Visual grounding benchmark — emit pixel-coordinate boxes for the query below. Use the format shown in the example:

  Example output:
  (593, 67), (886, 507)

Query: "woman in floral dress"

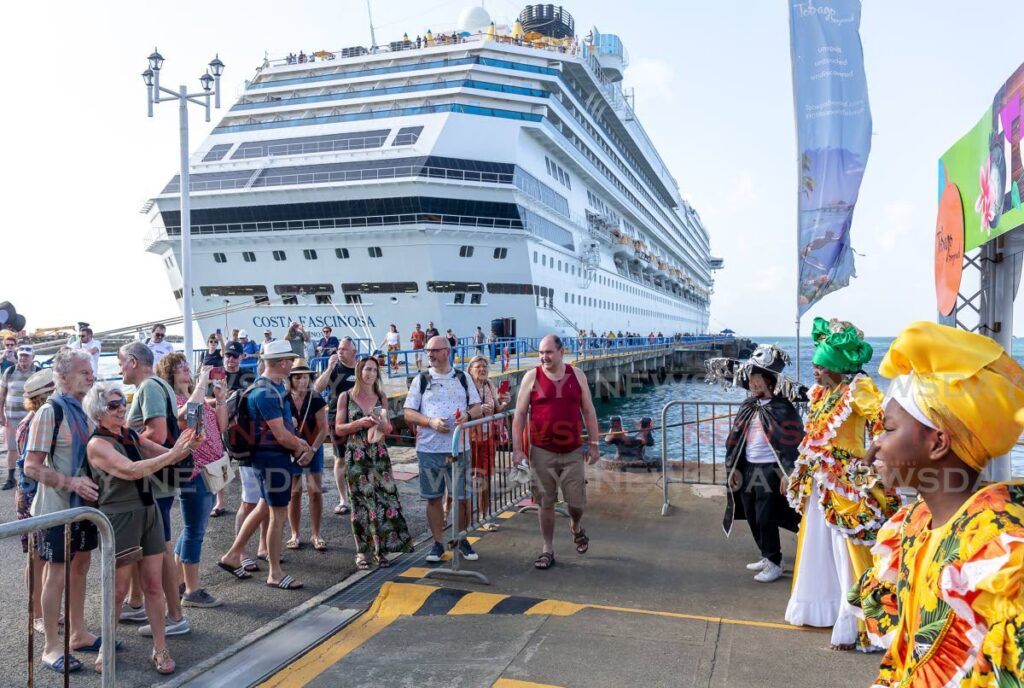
(335, 356), (413, 569)
(785, 317), (900, 651)
(852, 322), (1024, 686)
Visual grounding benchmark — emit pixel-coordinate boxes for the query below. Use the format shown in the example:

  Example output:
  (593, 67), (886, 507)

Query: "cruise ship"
(143, 4), (722, 345)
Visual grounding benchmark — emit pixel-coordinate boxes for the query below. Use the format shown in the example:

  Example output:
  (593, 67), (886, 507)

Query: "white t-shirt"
(384, 332), (400, 346)
(72, 339), (102, 375)
(404, 368), (481, 454)
(745, 399), (776, 464)
(148, 340), (175, 366)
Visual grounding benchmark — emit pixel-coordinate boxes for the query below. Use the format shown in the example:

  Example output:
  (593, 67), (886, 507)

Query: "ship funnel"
(518, 4), (575, 39)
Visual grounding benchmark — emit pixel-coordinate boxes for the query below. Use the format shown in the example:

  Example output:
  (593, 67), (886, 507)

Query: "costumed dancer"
(851, 322), (1024, 687)
(784, 317), (900, 651)
(710, 345), (806, 583)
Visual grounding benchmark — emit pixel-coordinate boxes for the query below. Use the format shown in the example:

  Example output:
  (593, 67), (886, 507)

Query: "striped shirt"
(1, 365), (40, 421)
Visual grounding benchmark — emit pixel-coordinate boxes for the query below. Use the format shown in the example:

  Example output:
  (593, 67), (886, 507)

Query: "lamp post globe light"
(143, 48), (224, 360)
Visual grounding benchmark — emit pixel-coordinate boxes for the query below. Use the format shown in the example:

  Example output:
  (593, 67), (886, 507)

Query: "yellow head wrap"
(879, 321), (1024, 471)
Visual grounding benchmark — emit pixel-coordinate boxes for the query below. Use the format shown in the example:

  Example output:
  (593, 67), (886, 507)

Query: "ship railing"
(161, 212), (525, 237)
(164, 165), (514, 194)
(0, 507), (118, 685)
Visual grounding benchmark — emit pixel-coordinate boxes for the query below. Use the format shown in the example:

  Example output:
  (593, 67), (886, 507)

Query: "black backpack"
(224, 379), (285, 464)
(415, 369), (470, 403)
(148, 379), (194, 490)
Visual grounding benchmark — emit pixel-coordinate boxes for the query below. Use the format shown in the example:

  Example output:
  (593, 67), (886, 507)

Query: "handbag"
(201, 453), (237, 493)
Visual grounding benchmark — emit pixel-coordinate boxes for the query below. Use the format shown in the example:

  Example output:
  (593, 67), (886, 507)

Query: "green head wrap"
(810, 317), (873, 374)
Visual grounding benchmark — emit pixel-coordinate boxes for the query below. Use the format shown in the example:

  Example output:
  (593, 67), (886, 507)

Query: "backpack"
(146, 378), (194, 490)
(415, 369), (470, 402)
(224, 378), (285, 464)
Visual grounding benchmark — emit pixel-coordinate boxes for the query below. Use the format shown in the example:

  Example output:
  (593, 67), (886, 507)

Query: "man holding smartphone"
(512, 334), (600, 570)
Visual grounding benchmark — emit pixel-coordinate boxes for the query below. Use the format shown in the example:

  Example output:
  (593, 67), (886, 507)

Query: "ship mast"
(366, 0), (377, 50)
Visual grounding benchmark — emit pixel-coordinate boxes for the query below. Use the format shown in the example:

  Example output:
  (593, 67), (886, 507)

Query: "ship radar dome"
(458, 5), (492, 33)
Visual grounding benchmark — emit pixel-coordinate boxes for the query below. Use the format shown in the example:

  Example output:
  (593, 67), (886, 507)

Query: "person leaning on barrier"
(512, 334), (600, 570)
(466, 355), (510, 528)
(708, 345), (805, 584)
(23, 347), (100, 673)
(83, 382), (203, 675)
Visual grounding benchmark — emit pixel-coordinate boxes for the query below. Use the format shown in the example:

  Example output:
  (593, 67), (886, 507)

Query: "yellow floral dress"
(851, 483), (1024, 687)
(786, 374), (900, 543)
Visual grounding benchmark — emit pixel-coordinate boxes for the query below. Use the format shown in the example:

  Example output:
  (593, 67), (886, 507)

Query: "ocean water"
(594, 335), (1024, 478)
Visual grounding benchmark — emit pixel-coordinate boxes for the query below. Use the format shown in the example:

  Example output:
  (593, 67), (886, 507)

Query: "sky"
(2, 0), (1022, 337)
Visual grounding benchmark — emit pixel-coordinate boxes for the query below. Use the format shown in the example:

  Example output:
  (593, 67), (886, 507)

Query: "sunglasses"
(424, 347), (449, 354)
(153, 333), (165, 338)
(224, 352), (240, 358)
(106, 398), (127, 411)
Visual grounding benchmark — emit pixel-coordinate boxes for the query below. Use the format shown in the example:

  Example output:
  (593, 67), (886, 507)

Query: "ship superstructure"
(143, 4), (722, 343)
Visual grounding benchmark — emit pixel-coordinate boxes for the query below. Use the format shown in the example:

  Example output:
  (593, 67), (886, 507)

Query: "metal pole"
(179, 85), (194, 360)
(795, 315), (801, 385)
(366, 0), (378, 50)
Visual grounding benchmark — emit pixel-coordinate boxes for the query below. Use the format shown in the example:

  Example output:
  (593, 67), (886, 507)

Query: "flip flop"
(209, 507), (228, 518)
(333, 504), (350, 515)
(267, 575), (304, 590)
(72, 637), (124, 653)
(534, 551), (555, 569)
(217, 561), (252, 580)
(285, 539), (301, 550)
(257, 554), (286, 563)
(481, 523), (499, 532)
(241, 557), (259, 572)
(311, 537), (328, 552)
(43, 655), (82, 673)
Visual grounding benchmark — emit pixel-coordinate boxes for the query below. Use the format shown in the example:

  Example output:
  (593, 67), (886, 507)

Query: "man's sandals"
(572, 527), (589, 554)
(534, 551), (555, 569)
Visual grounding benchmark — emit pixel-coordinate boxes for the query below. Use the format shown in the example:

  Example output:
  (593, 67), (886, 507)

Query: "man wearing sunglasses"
(70, 327), (102, 376)
(147, 324), (175, 367)
(315, 327), (339, 359)
(1, 335), (17, 376)
(1, 345), (42, 489)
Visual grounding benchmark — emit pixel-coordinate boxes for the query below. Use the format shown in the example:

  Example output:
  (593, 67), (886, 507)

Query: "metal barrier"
(660, 400), (742, 516)
(423, 409), (531, 585)
(0, 507), (117, 685)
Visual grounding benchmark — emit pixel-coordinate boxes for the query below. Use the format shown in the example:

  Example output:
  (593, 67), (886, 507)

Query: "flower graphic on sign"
(975, 154), (997, 235)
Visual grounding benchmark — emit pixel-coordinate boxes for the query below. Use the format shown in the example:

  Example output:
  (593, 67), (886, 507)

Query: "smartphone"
(498, 379), (510, 395)
(185, 402), (204, 434)
(216, 328), (222, 335)
(209, 367), (226, 381)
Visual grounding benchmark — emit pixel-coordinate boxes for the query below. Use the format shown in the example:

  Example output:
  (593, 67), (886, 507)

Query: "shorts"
(289, 446), (324, 476)
(37, 521), (99, 563)
(529, 445), (587, 510)
(239, 466), (261, 504)
(156, 495), (175, 542)
(418, 451), (468, 500)
(253, 452), (294, 508)
(108, 506), (166, 557)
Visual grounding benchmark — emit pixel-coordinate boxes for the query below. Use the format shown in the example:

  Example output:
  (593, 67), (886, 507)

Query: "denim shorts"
(253, 452), (294, 508)
(156, 495), (175, 542)
(37, 521), (98, 563)
(289, 446), (324, 476)
(417, 451), (468, 500)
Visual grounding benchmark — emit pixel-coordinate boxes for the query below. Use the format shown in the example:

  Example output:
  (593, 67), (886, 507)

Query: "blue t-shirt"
(247, 377), (294, 454)
(241, 340), (260, 368)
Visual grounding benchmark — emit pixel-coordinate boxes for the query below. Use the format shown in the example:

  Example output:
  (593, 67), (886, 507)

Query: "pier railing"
(659, 400), (742, 516)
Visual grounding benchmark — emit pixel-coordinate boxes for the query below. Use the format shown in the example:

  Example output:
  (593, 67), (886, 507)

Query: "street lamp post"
(143, 49), (225, 359)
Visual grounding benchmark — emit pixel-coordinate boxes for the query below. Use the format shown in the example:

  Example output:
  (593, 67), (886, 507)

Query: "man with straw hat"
(784, 317), (900, 651)
(708, 344), (806, 583)
(851, 321), (1024, 686)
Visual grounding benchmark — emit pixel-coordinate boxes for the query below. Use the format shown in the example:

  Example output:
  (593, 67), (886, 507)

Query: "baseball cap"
(17, 345), (34, 357)
(238, 329), (249, 339)
(225, 342), (244, 356)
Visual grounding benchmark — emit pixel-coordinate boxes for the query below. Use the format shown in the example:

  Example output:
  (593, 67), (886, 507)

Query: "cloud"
(624, 57), (674, 108)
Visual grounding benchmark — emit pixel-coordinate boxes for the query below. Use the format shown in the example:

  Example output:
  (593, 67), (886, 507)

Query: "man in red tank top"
(512, 335), (600, 570)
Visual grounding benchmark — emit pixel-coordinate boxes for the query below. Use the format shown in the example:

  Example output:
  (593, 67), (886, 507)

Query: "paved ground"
(216, 466), (883, 688)
(0, 447), (427, 688)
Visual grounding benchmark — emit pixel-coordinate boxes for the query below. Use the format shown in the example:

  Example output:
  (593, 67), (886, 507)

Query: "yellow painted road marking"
(524, 599), (586, 617)
(498, 511), (517, 519)
(397, 567), (432, 579)
(449, 591), (510, 615)
(492, 679), (565, 688)
(256, 582), (435, 688)
(466, 536), (481, 544)
(586, 603), (827, 632)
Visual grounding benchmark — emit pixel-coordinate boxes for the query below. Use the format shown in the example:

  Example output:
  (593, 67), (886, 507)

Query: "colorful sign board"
(789, 0), (872, 315)
(938, 63), (1024, 252)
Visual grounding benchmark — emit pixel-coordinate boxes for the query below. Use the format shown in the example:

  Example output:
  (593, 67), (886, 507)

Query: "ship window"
(303, 249), (318, 260)
(255, 295), (270, 305)
(315, 294), (332, 304)
(454, 293), (465, 304)
(557, 260), (562, 271)
(393, 126), (423, 146)
(341, 282), (419, 294)
(533, 251), (538, 264)
(368, 247), (383, 258)
(493, 247), (507, 259)
(199, 285), (269, 297)
(459, 245), (474, 258)
(427, 281), (483, 293)
(273, 250), (287, 261)
(243, 251), (256, 262)
(345, 294), (363, 304)
(282, 295), (298, 305)
(173, 288), (183, 300)
(335, 248), (350, 259)
(470, 293), (481, 305)
(542, 255), (547, 267)
(213, 253), (227, 263)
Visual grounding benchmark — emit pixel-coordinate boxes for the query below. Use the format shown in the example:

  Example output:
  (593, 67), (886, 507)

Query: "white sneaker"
(754, 561), (783, 583)
(139, 615), (191, 637)
(745, 558), (767, 571)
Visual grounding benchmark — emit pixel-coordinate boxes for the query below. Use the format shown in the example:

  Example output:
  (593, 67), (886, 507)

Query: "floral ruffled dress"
(343, 396), (414, 558)
(786, 374), (900, 543)
(851, 483), (1024, 687)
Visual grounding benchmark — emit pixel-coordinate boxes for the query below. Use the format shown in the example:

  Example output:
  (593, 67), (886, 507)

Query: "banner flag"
(790, 0), (872, 314)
